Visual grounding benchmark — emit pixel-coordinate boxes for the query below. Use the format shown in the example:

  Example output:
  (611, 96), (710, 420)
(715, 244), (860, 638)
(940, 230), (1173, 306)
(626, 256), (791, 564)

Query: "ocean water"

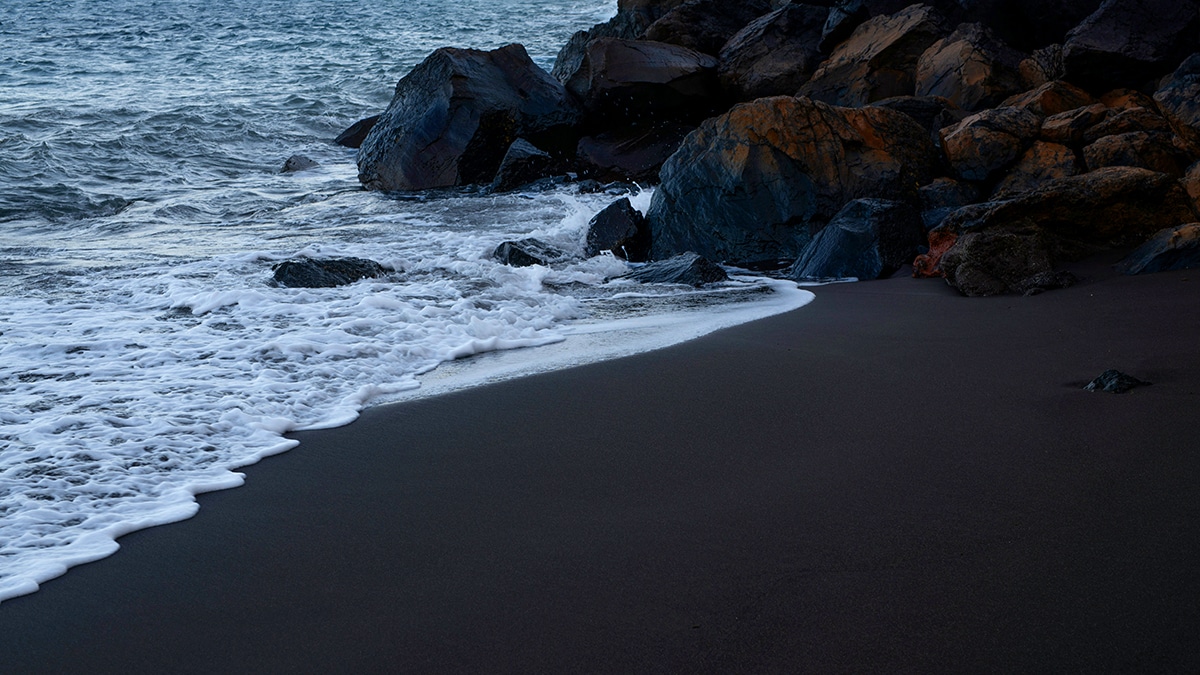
(0, 0), (813, 603)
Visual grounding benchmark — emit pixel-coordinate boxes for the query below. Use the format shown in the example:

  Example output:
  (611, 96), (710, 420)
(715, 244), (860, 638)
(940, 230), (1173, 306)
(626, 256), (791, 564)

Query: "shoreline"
(2, 264), (1198, 672)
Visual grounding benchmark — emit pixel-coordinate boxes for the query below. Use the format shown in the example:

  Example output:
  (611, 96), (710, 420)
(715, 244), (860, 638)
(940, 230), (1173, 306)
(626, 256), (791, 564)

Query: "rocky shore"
(340, 0), (1200, 295)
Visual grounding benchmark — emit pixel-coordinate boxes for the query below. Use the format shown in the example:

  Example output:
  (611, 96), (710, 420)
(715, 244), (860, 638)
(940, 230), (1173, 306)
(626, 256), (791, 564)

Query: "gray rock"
(1154, 53), (1200, 154)
(334, 115), (380, 149)
(626, 252), (728, 286)
(717, 3), (829, 101)
(1084, 369), (1151, 393)
(585, 197), (651, 261)
(1117, 223), (1200, 274)
(272, 257), (386, 288)
(787, 198), (924, 281)
(492, 238), (569, 267)
(490, 139), (555, 193)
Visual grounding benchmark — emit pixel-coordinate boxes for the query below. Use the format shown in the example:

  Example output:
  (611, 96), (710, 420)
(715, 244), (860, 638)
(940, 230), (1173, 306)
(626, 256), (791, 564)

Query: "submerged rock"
(625, 252), (728, 286)
(281, 155), (319, 173)
(492, 238), (569, 267)
(787, 198), (924, 281)
(1117, 223), (1200, 274)
(334, 115), (380, 149)
(1084, 369), (1151, 393)
(585, 197), (651, 261)
(272, 257), (387, 288)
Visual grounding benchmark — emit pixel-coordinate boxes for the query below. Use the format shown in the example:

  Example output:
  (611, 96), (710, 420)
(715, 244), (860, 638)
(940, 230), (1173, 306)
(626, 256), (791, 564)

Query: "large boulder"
(939, 106), (1042, 182)
(1154, 54), (1200, 153)
(1083, 131), (1191, 176)
(1001, 80), (1095, 118)
(787, 198), (925, 280)
(919, 177), (983, 230)
(642, 0), (775, 56)
(991, 140), (1080, 197)
(718, 4), (830, 101)
(940, 225), (1076, 296)
(646, 96), (939, 265)
(358, 45), (580, 191)
(914, 23), (1026, 112)
(585, 197), (651, 260)
(563, 38), (722, 129)
(1062, 0), (1200, 93)
(799, 4), (951, 107)
(1039, 103), (1108, 146)
(550, 0), (686, 84)
(1117, 223), (1200, 274)
(272, 257), (387, 288)
(1080, 106), (1173, 144)
(490, 139), (557, 192)
(575, 124), (693, 183)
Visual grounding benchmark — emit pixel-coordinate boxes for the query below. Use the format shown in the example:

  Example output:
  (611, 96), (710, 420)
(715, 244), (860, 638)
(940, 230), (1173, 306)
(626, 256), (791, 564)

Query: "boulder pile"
(342, 0), (1200, 295)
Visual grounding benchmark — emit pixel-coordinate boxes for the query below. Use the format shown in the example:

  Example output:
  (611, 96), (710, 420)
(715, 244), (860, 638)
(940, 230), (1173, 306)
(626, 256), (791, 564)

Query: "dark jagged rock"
(492, 238), (569, 267)
(1001, 80), (1095, 118)
(334, 115), (380, 149)
(718, 3), (829, 101)
(1117, 223), (1200, 274)
(625, 252), (728, 285)
(800, 4), (950, 107)
(940, 225), (1077, 296)
(642, 0), (774, 56)
(575, 123), (692, 183)
(271, 257), (387, 288)
(646, 96), (939, 266)
(1082, 106), (1173, 144)
(1019, 45), (1066, 88)
(281, 155), (319, 173)
(585, 197), (651, 260)
(787, 198), (924, 280)
(1154, 54), (1200, 154)
(940, 106), (1042, 182)
(1083, 131), (1191, 176)
(1063, 0), (1200, 93)
(919, 177), (982, 230)
(357, 44), (580, 191)
(1084, 369), (1151, 393)
(914, 22), (1026, 112)
(563, 38), (721, 129)
(915, 167), (1198, 275)
(992, 141), (1080, 198)
(868, 95), (965, 138)
(490, 139), (556, 192)
(1039, 103), (1108, 146)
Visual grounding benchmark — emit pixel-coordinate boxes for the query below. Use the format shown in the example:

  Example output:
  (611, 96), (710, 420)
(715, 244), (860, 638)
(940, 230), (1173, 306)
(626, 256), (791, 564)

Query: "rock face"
(919, 177), (982, 229)
(625, 252), (728, 285)
(334, 115), (380, 149)
(281, 155), (319, 173)
(585, 197), (651, 260)
(1186, 162), (1200, 212)
(646, 96), (939, 266)
(940, 107), (1042, 182)
(992, 140), (1079, 197)
(492, 238), (569, 267)
(914, 23), (1025, 112)
(642, 0), (774, 55)
(357, 44), (580, 191)
(787, 198), (925, 280)
(575, 124), (693, 182)
(1062, 0), (1200, 93)
(1039, 103), (1108, 145)
(1001, 81), (1095, 118)
(800, 4), (950, 107)
(1117, 223), (1200, 274)
(717, 3), (829, 101)
(490, 139), (556, 192)
(272, 257), (387, 288)
(940, 225), (1076, 296)
(1083, 131), (1190, 176)
(1154, 54), (1200, 153)
(564, 38), (721, 128)
(868, 95), (965, 138)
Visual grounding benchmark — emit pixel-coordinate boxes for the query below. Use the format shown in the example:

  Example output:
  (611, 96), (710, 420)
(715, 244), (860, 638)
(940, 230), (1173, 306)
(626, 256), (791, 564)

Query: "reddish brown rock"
(717, 3), (829, 101)
(645, 95), (939, 265)
(1081, 106), (1173, 144)
(642, 0), (774, 56)
(1039, 103), (1108, 146)
(358, 45), (581, 191)
(799, 4), (950, 107)
(1083, 131), (1191, 176)
(1001, 80), (1095, 117)
(992, 141), (1080, 198)
(940, 106), (1042, 182)
(1100, 88), (1157, 110)
(1154, 54), (1200, 154)
(1063, 0), (1200, 93)
(914, 22), (1025, 112)
(564, 38), (721, 128)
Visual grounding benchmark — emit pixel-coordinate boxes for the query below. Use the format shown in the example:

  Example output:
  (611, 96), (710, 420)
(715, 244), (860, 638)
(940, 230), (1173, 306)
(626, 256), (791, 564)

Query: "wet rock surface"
(272, 258), (387, 288)
(625, 251), (728, 285)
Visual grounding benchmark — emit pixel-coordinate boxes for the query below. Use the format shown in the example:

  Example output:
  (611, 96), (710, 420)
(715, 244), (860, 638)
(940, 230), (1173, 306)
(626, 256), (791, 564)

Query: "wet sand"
(2, 262), (1198, 672)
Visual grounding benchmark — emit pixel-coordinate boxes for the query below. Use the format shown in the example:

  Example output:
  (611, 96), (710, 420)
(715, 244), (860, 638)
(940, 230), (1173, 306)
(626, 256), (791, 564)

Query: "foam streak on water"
(0, 0), (812, 602)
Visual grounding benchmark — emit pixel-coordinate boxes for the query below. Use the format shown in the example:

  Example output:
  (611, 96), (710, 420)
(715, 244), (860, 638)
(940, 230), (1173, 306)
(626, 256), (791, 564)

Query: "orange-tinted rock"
(1081, 106), (1173, 144)
(1154, 54), (1200, 154)
(992, 141), (1080, 197)
(912, 225), (961, 277)
(1039, 103), (1108, 146)
(646, 96), (939, 265)
(1019, 45), (1065, 89)
(940, 106), (1041, 181)
(914, 22), (1025, 112)
(718, 3), (828, 101)
(799, 4), (950, 107)
(1001, 80), (1095, 117)
(1083, 131), (1192, 176)
(1100, 88), (1158, 110)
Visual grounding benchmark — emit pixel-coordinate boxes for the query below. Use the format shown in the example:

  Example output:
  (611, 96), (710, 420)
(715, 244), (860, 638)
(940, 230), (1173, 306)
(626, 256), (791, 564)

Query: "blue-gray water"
(0, 0), (811, 602)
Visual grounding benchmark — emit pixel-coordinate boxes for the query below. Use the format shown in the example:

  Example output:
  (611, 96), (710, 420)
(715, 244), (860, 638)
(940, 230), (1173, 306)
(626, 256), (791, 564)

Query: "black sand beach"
(2, 262), (1199, 672)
